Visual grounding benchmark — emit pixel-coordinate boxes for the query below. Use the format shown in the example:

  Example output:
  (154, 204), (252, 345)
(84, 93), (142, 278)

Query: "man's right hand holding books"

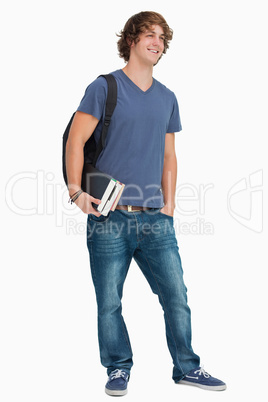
(72, 191), (102, 216)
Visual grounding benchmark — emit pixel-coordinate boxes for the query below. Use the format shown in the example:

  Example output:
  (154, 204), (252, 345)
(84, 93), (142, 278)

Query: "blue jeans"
(86, 209), (200, 382)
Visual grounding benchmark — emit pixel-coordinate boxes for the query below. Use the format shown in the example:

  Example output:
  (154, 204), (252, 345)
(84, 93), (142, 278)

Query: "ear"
(127, 37), (134, 47)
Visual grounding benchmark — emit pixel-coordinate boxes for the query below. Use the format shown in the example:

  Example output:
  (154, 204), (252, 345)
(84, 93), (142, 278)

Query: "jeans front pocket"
(89, 212), (111, 223)
(158, 211), (174, 220)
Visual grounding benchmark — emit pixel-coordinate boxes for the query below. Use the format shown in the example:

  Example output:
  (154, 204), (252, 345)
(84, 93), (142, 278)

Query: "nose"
(152, 36), (160, 46)
(152, 35), (162, 49)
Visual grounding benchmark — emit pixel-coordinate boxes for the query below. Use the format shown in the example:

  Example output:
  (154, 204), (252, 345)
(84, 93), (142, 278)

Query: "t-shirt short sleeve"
(76, 77), (107, 120)
(167, 93), (182, 133)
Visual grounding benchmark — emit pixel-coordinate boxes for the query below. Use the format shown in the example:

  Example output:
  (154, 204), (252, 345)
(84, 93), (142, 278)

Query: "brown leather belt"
(115, 205), (152, 212)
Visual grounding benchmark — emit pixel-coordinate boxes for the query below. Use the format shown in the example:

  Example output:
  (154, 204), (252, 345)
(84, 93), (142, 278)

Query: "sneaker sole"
(178, 380), (227, 391)
(105, 387), (128, 396)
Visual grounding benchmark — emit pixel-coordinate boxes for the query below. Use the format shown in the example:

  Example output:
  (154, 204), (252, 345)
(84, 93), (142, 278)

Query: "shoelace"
(110, 369), (127, 380)
(194, 366), (210, 378)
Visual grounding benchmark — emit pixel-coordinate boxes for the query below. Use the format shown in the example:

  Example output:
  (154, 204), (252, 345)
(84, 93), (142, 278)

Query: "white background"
(1, 0), (267, 401)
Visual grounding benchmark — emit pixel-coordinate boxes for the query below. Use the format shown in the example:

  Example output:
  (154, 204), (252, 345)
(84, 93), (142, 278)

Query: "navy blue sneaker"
(105, 369), (129, 396)
(178, 366), (227, 391)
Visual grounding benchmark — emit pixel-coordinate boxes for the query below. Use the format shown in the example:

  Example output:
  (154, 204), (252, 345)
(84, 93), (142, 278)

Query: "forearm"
(161, 154), (177, 211)
(66, 139), (84, 196)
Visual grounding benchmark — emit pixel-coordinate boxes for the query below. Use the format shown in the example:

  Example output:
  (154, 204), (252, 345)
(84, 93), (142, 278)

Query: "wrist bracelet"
(68, 189), (83, 205)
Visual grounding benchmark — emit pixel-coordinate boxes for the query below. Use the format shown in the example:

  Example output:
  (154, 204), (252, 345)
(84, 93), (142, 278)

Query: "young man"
(66, 11), (226, 396)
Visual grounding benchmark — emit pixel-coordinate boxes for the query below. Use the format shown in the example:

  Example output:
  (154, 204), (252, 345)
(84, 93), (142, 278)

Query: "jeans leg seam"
(119, 255), (134, 357)
(142, 252), (184, 375)
(88, 240), (99, 298)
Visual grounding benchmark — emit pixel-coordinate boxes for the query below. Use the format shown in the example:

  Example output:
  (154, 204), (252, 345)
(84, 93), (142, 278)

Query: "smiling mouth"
(148, 49), (159, 54)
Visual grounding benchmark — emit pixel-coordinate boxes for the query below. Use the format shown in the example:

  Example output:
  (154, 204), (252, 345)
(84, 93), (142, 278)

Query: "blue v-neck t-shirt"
(77, 69), (182, 208)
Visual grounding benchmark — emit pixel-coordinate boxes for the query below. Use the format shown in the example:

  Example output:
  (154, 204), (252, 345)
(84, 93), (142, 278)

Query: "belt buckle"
(128, 205), (138, 212)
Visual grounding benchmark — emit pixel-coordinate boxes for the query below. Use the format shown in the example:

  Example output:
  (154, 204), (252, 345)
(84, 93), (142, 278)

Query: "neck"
(122, 60), (153, 92)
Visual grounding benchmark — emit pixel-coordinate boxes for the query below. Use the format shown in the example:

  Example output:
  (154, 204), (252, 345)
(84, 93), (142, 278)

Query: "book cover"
(111, 183), (125, 211)
(100, 182), (122, 216)
(81, 163), (125, 214)
(97, 180), (117, 213)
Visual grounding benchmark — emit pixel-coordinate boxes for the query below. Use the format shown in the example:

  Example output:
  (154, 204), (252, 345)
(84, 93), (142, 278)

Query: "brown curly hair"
(117, 11), (173, 63)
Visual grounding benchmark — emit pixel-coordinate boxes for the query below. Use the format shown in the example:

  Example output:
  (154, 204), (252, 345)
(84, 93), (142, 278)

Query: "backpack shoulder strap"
(92, 74), (117, 167)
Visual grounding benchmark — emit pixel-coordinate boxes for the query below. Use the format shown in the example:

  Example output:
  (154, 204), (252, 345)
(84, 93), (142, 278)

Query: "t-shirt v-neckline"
(119, 69), (155, 95)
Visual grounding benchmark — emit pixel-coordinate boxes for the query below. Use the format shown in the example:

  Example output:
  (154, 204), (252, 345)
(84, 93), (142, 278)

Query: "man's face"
(130, 25), (165, 66)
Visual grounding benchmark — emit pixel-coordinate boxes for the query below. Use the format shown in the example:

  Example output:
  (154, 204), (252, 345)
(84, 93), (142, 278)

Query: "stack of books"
(82, 164), (125, 216)
(97, 178), (125, 216)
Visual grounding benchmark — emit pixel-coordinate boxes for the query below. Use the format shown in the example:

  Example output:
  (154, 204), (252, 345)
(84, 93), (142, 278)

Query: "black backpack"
(62, 74), (117, 188)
